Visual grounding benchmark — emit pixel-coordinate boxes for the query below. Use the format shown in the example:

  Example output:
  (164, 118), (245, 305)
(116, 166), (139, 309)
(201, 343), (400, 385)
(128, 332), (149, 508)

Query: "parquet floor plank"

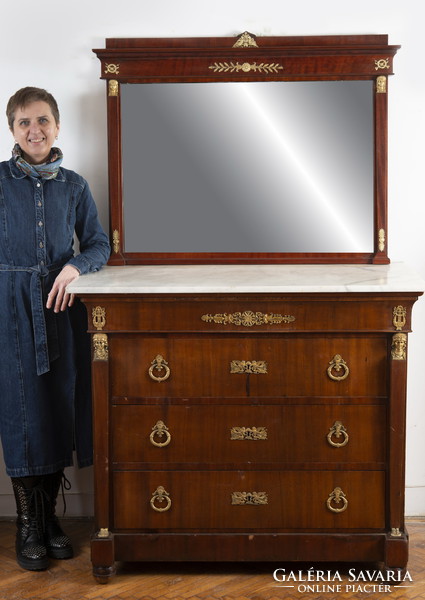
(0, 519), (424, 599)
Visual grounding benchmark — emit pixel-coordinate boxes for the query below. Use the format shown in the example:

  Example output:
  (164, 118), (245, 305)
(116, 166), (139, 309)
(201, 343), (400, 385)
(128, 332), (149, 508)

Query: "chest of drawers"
(69, 264), (423, 582)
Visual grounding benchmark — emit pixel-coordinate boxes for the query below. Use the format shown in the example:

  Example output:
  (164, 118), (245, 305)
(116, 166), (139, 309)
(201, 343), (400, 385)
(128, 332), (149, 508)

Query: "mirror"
(93, 33), (399, 264)
(121, 80), (374, 253)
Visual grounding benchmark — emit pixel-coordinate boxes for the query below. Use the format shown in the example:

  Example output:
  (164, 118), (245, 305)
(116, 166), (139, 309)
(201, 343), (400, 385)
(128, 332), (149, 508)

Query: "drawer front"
(112, 404), (386, 464)
(113, 470), (385, 530)
(110, 335), (388, 397)
(87, 296), (415, 333)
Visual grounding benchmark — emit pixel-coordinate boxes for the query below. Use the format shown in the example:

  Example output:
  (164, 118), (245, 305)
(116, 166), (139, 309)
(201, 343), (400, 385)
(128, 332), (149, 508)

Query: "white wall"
(0, 0), (424, 516)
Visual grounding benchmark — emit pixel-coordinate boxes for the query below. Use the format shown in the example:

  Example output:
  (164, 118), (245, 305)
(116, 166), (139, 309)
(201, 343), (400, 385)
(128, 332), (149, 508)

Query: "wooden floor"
(0, 519), (424, 600)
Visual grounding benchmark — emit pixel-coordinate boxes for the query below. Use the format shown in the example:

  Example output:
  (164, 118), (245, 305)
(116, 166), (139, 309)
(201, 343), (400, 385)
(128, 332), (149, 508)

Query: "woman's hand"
(46, 265), (80, 313)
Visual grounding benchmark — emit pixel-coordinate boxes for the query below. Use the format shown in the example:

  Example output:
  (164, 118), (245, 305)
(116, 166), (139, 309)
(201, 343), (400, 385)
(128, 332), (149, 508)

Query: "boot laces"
(26, 482), (48, 535)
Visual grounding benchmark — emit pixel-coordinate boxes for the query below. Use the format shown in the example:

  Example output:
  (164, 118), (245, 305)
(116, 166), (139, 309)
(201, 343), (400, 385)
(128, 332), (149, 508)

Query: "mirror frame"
(93, 33), (399, 265)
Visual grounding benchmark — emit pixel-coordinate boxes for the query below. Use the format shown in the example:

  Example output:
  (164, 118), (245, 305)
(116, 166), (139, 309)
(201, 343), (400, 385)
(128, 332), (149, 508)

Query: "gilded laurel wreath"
(208, 61), (283, 74)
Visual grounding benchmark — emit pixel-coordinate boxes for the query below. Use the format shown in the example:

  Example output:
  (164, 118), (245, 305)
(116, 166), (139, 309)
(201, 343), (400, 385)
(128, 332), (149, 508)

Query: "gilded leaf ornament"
(201, 310), (295, 326)
(230, 360), (268, 374)
(209, 61), (283, 74)
(231, 491), (268, 505)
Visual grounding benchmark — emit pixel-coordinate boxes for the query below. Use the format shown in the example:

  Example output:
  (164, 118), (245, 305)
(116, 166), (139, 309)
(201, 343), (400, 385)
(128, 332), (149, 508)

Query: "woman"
(0, 87), (110, 570)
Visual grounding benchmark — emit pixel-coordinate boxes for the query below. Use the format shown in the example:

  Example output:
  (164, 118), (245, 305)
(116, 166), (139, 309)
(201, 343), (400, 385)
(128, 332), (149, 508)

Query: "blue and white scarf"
(12, 143), (63, 180)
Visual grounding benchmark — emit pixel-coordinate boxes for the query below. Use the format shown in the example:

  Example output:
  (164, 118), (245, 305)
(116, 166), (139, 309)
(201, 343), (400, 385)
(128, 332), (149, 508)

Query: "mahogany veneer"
(80, 288), (421, 581)
(92, 34), (400, 265)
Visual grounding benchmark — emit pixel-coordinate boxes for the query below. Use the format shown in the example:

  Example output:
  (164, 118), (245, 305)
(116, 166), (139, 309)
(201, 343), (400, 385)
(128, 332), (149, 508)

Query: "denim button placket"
(34, 179), (46, 266)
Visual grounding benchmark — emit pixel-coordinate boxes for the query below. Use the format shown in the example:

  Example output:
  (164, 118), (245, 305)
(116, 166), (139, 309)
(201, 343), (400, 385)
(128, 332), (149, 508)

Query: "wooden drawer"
(111, 404), (386, 465)
(87, 295), (415, 333)
(110, 334), (388, 397)
(113, 470), (385, 531)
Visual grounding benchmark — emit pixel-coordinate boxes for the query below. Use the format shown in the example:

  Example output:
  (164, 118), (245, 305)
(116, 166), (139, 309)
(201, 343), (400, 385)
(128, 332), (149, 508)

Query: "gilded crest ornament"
(233, 32), (259, 48)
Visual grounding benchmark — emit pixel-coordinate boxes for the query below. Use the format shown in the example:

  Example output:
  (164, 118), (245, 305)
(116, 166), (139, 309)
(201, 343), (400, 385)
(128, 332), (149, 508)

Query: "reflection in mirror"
(121, 81), (373, 253)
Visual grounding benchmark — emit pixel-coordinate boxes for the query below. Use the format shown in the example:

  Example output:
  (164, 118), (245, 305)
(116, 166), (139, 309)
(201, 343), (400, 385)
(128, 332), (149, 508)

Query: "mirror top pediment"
(94, 33), (399, 81)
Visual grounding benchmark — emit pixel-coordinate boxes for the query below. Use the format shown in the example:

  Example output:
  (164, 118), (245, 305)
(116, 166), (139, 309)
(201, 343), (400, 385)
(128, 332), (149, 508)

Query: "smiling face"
(11, 101), (60, 165)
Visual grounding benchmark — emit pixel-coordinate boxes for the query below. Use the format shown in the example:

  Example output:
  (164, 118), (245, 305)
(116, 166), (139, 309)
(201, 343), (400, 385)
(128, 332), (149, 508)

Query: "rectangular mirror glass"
(121, 80), (374, 253)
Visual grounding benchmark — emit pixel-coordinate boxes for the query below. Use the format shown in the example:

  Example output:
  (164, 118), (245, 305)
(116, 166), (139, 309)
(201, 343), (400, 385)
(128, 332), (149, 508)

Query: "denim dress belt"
(0, 261), (67, 375)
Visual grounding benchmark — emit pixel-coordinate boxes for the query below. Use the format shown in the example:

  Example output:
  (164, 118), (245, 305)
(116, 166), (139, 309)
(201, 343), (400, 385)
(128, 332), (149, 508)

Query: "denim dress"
(0, 158), (110, 477)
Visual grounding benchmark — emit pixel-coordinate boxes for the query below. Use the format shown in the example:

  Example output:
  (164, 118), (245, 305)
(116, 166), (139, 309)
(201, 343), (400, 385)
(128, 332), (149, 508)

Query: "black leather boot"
(11, 477), (49, 571)
(43, 471), (74, 559)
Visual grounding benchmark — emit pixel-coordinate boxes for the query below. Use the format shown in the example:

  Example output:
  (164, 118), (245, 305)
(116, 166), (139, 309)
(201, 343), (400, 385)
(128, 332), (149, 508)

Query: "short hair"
(6, 87), (60, 130)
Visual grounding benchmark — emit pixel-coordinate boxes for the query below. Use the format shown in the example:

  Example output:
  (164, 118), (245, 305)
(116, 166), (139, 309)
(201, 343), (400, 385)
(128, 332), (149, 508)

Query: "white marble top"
(67, 263), (425, 295)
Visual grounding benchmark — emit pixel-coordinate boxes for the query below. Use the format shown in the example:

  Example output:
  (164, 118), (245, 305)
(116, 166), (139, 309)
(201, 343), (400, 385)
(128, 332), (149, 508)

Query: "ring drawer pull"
(327, 487), (348, 513)
(150, 486), (172, 512)
(150, 421), (171, 447)
(327, 354), (349, 381)
(148, 355), (171, 382)
(327, 421), (349, 447)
